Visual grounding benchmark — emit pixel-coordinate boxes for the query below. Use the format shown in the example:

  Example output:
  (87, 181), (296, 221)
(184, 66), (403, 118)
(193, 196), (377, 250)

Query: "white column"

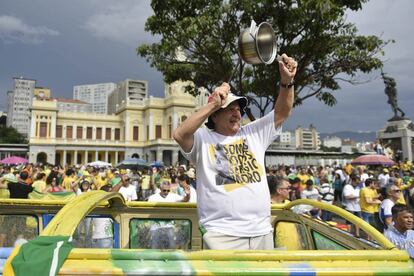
(115, 151), (119, 165)
(105, 151), (109, 163)
(401, 136), (412, 162)
(74, 150), (78, 165)
(95, 151), (99, 161)
(30, 114), (36, 139)
(156, 150), (163, 162)
(85, 150), (88, 164)
(63, 150), (67, 165)
(173, 150), (179, 165)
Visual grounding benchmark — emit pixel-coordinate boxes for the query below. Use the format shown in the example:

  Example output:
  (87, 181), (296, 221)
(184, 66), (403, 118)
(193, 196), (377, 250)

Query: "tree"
(0, 126), (28, 144)
(138, 0), (392, 117)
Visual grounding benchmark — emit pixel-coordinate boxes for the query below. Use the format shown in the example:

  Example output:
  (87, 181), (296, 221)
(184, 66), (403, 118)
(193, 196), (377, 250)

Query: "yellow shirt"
(32, 180), (47, 193)
(359, 187), (379, 213)
(297, 174), (309, 190)
(62, 175), (77, 191)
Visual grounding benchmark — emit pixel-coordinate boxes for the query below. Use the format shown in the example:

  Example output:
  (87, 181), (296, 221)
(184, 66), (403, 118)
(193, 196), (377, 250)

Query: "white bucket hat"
(205, 93), (248, 129)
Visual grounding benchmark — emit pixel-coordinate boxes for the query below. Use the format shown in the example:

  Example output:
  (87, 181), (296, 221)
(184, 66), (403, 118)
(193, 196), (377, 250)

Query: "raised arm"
(173, 83), (230, 152)
(274, 53), (297, 128)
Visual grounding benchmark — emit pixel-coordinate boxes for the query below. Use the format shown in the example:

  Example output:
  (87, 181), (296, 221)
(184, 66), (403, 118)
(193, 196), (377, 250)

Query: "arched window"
(168, 116), (172, 138)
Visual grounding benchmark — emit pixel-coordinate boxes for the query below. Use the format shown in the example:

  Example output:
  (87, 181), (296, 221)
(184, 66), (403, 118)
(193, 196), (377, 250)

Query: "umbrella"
(116, 158), (150, 170)
(150, 161), (164, 168)
(351, 154), (395, 166)
(87, 160), (112, 168)
(0, 156), (28, 165)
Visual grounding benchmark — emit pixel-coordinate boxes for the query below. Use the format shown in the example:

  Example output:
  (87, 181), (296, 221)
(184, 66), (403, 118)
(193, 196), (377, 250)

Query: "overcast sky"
(1, 0), (413, 133)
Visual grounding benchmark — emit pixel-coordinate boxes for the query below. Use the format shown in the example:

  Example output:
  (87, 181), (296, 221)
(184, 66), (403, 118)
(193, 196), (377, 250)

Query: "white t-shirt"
(119, 185), (137, 201)
(379, 198), (395, 226)
(181, 110), (281, 237)
(342, 184), (361, 212)
(378, 173), (390, 188)
(319, 183), (334, 204)
(148, 192), (184, 202)
(301, 188), (320, 201)
(92, 218), (113, 239)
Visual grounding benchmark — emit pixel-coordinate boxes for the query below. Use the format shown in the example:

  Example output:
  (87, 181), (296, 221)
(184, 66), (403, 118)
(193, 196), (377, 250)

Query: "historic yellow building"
(29, 81), (202, 166)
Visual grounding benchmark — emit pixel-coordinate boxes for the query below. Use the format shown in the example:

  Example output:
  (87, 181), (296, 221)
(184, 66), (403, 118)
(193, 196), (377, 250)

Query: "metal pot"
(238, 20), (277, 65)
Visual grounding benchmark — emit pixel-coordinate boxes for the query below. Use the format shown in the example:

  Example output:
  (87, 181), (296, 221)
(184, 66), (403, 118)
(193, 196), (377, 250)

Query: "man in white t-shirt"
(342, 173), (362, 236)
(118, 175), (137, 202)
(148, 181), (190, 202)
(173, 54), (297, 250)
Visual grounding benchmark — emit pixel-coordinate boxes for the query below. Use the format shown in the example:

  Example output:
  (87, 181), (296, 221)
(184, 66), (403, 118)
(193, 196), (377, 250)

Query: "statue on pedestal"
(381, 71), (406, 121)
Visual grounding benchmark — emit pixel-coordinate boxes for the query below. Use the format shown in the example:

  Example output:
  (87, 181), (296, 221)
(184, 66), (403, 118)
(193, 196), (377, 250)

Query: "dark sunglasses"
(162, 189), (170, 192)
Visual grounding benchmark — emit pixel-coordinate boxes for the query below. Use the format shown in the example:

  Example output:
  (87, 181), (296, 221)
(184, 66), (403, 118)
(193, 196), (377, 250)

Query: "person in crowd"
(150, 167), (162, 193)
(75, 179), (92, 195)
(384, 204), (414, 258)
(32, 172), (47, 193)
(379, 184), (402, 232)
(0, 171), (33, 199)
(173, 53), (296, 250)
(186, 168), (197, 189)
(91, 184), (115, 248)
(118, 174), (137, 202)
(378, 168), (390, 198)
(45, 177), (64, 193)
(268, 175), (291, 204)
(297, 166), (310, 191)
(342, 173), (362, 236)
(148, 180), (190, 202)
(177, 174), (197, 203)
(319, 177), (335, 221)
(62, 168), (77, 191)
(359, 178), (382, 229)
(288, 176), (301, 201)
(301, 179), (320, 218)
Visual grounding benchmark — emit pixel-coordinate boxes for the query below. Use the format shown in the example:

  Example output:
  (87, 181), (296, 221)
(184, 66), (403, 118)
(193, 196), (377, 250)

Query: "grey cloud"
(0, 15), (59, 44)
(82, 2), (157, 46)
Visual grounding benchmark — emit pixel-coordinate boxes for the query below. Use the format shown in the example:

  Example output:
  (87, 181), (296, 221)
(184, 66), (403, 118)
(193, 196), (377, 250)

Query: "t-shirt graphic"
(209, 138), (264, 192)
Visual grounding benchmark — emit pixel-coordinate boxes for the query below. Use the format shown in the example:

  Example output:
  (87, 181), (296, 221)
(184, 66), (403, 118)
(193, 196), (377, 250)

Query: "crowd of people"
(0, 162), (197, 203)
(266, 160), (414, 257)
(1, 158), (413, 255)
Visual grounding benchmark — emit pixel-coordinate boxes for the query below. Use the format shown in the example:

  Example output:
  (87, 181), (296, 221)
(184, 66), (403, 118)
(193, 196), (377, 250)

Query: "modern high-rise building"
(6, 77), (36, 137)
(108, 79), (147, 114)
(73, 82), (117, 114)
(295, 124), (320, 150)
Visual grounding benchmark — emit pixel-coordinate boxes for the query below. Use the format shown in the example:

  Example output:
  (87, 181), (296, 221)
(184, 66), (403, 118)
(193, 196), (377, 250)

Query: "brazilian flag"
(6, 236), (72, 276)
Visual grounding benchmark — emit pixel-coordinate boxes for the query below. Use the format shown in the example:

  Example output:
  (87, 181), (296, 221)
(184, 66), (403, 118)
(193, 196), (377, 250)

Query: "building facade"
(108, 79), (147, 115)
(73, 82), (117, 114)
(29, 81), (197, 166)
(295, 124), (320, 150)
(6, 77), (36, 137)
(323, 136), (342, 148)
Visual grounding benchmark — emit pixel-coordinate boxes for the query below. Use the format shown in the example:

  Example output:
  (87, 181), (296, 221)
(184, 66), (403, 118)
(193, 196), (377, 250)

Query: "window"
(312, 231), (347, 250)
(0, 215), (39, 247)
(146, 125), (149, 141)
(129, 219), (191, 250)
(133, 126), (139, 141)
(105, 128), (111, 140)
(86, 127), (93, 139)
(56, 125), (62, 138)
(77, 126), (83, 139)
(96, 127), (102, 139)
(39, 122), (47, 137)
(66, 126), (73, 139)
(181, 115), (187, 122)
(115, 128), (120, 140)
(155, 125), (162, 139)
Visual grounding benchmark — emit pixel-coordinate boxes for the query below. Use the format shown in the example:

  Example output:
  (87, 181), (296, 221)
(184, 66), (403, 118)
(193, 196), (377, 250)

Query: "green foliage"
(0, 126), (28, 144)
(138, 0), (391, 115)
